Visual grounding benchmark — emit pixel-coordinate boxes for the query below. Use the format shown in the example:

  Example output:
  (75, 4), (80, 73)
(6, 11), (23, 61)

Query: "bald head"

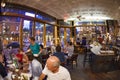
(46, 56), (60, 72)
(47, 56), (60, 67)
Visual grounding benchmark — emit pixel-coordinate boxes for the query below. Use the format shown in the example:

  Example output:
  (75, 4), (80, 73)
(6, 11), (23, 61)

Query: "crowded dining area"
(0, 0), (120, 80)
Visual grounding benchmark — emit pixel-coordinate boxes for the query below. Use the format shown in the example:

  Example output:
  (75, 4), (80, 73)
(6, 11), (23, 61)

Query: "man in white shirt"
(90, 41), (102, 54)
(39, 56), (71, 80)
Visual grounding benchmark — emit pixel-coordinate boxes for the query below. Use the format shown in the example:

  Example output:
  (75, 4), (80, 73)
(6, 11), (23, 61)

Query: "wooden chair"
(41, 54), (49, 68)
(69, 54), (78, 69)
(83, 46), (92, 67)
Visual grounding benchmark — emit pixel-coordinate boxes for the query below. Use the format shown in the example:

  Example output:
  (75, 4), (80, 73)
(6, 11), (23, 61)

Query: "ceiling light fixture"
(1, 0), (6, 7)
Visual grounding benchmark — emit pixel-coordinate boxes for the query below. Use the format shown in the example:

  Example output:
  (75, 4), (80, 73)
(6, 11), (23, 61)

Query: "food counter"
(90, 50), (119, 73)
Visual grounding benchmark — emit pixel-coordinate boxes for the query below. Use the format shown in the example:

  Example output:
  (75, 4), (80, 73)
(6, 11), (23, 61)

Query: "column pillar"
(19, 18), (23, 48)
(70, 21), (75, 43)
(43, 23), (46, 47)
(32, 21), (36, 37)
(54, 25), (58, 45)
(64, 28), (67, 45)
(74, 26), (76, 44)
(32, 14), (36, 37)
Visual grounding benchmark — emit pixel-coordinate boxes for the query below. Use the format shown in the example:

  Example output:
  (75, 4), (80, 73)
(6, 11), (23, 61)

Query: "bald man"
(39, 56), (71, 80)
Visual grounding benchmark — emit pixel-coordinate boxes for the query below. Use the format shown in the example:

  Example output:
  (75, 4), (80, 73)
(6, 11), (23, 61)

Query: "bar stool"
(83, 46), (92, 67)
(69, 54), (78, 69)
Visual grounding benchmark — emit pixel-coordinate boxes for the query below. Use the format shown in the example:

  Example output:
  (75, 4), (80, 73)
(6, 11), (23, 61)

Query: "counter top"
(93, 50), (114, 56)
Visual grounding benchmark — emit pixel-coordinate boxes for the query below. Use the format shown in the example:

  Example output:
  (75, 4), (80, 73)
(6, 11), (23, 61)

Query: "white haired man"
(39, 56), (71, 80)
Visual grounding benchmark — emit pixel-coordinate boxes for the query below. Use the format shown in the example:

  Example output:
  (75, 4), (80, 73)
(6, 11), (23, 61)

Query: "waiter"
(26, 37), (42, 62)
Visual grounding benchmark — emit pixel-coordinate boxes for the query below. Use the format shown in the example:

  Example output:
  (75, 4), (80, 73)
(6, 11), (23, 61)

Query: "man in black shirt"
(0, 54), (8, 80)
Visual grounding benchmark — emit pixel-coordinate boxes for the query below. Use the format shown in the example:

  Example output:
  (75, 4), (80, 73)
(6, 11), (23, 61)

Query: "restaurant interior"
(0, 0), (120, 80)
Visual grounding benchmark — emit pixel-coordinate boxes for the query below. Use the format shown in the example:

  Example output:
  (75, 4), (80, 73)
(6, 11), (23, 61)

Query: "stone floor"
(68, 54), (120, 80)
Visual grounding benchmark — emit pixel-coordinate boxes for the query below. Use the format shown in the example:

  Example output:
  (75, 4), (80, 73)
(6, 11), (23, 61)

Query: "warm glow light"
(66, 16), (112, 22)
(6, 38), (8, 40)
(1, 2), (6, 7)
(83, 16), (111, 21)
(10, 37), (13, 40)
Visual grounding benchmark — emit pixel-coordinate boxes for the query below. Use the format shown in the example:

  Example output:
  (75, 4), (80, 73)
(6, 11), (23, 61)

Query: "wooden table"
(8, 69), (31, 80)
(7, 63), (31, 80)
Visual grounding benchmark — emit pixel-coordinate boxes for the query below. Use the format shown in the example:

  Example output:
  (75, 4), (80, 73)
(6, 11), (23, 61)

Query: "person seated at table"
(64, 42), (74, 58)
(39, 56), (71, 80)
(27, 54), (42, 80)
(16, 48), (28, 65)
(53, 45), (65, 66)
(46, 47), (52, 56)
(0, 53), (8, 80)
(76, 38), (80, 45)
(97, 34), (104, 44)
(64, 42), (74, 65)
(39, 44), (46, 55)
(81, 37), (87, 46)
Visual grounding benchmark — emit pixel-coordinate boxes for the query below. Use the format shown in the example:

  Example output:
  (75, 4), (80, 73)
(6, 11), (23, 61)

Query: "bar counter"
(90, 50), (119, 73)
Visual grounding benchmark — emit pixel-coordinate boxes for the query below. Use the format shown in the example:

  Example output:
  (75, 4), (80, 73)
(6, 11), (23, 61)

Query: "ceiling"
(5, 0), (120, 21)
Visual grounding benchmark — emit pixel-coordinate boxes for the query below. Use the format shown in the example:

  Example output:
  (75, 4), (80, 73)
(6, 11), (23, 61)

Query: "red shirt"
(98, 37), (103, 44)
(16, 53), (23, 62)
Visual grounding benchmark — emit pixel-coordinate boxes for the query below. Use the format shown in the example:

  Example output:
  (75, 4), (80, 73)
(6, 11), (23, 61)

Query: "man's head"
(27, 53), (39, 62)
(27, 53), (34, 62)
(29, 37), (35, 44)
(17, 48), (23, 54)
(56, 45), (61, 52)
(46, 56), (60, 73)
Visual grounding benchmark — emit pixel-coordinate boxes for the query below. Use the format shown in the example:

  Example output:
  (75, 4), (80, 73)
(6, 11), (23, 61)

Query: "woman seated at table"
(64, 42), (74, 58)
(16, 48), (28, 65)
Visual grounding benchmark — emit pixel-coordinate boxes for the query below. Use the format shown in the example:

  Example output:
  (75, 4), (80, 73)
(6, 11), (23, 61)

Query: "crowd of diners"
(0, 33), (114, 80)
(0, 37), (75, 80)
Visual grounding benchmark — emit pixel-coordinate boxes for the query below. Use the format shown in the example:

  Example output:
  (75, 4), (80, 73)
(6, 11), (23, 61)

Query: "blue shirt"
(29, 59), (42, 79)
(30, 43), (40, 54)
(53, 52), (65, 63)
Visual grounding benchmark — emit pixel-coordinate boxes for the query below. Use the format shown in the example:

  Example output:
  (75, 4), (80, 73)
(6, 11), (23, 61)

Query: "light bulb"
(1, 2), (6, 7)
